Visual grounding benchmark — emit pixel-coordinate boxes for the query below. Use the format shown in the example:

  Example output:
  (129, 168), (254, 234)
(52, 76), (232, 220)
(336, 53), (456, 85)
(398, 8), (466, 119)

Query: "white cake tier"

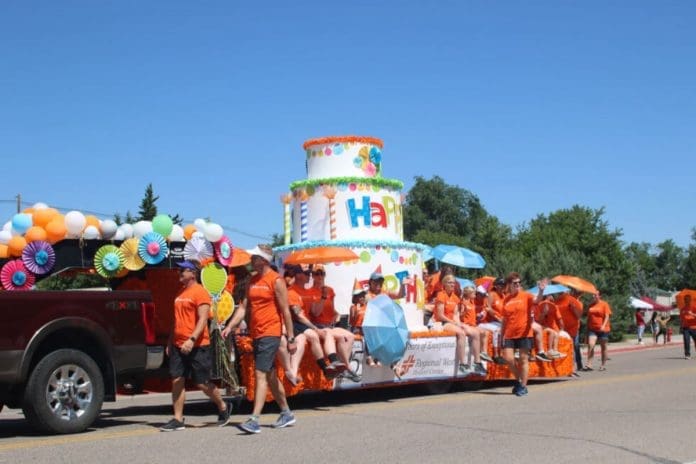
(303, 136), (384, 180)
(274, 240), (427, 331)
(291, 182), (403, 243)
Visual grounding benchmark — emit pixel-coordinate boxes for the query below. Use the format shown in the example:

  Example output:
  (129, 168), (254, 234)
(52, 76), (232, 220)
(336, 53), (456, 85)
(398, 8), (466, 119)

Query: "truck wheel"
(421, 381), (453, 395)
(22, 349), (104, 434)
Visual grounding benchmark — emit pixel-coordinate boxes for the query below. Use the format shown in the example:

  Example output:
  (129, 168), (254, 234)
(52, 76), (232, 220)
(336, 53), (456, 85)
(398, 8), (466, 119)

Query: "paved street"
(1, 341), (694, 464)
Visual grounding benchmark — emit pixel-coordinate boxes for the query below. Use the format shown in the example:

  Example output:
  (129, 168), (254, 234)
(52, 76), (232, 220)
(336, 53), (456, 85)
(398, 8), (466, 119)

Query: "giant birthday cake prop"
(275, 136), (428, 329)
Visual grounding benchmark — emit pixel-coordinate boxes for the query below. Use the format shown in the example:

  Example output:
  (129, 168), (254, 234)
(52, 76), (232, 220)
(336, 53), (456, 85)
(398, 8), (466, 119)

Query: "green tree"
(624, 242), (656, 296)
(138, 183), (159, 221)
(653, 239), (685, 291)
(682, 229), (696, 288)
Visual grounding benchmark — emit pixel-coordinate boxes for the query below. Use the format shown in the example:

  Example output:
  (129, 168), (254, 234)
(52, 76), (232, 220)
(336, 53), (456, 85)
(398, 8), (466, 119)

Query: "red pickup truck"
(0, 289), (164, 434)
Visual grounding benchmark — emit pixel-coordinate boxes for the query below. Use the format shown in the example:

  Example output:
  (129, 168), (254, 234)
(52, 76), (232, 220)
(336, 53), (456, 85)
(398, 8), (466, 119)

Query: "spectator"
(650, 312), (659, 344)
(222, 245), (297, 434)
(585, 292), (612, 371)
(160, 260), (230, 432)
(679, 294), (696, 360)
(556, 289), (584, 374)
(656, 312), (671, 345)
(635, 309), (646, 345)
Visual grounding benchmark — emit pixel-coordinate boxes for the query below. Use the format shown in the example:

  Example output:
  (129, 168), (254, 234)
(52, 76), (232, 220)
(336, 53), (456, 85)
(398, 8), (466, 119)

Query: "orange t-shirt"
(587, 299), (612, 332)
(680, 304), (696, 328)
(485, 291), (504, 323)
(556, 293), (582, 337)
(247, 270), (283, 339)
(538, 301), (561, 331)
(310, 286), (337, 326)
(173, 283), (212, 347)
(460, 299), (477, 326)
(502, 292), (534, 339)
(434, 290), (460, 323)
(350, 303), (367, 328)
(287, 286), (308, 323)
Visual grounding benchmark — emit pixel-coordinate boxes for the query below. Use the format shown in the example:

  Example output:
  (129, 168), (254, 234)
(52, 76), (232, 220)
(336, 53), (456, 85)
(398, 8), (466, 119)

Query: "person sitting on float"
(349, 284), (379, 367)
(366, 271), (406, 301)
(536, 294), (566, 359)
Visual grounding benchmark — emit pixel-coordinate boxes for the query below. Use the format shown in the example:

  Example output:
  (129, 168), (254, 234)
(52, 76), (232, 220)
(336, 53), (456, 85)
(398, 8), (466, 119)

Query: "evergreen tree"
(138, 183), (159, 221)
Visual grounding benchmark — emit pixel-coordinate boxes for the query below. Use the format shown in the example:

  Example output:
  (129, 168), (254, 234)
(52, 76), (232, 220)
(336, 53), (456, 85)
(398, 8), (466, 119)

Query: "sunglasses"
(511, 280), (522, 285)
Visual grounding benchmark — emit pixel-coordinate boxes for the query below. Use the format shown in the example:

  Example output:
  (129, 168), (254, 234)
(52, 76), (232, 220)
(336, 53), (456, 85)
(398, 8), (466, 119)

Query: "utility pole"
(15, 194), (21, 213)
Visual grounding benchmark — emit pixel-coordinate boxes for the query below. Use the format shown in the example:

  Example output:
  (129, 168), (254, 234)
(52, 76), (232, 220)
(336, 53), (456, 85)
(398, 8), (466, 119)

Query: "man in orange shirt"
(160, 261), (230, 432)
(223, 245), (297, 434)
(585, 292), (612, 371)
(556, 290), (584, 374)
(679, 294), (696, 359)
(499, 272), (548, 396)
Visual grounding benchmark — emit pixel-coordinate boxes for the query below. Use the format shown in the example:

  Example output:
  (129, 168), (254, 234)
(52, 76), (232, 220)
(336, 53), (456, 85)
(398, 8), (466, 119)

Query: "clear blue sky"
(2, 1), (695, 250)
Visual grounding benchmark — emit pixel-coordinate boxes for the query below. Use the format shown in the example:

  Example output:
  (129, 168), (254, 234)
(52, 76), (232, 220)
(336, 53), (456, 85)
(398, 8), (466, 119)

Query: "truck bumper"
(0, 350), (22, 384)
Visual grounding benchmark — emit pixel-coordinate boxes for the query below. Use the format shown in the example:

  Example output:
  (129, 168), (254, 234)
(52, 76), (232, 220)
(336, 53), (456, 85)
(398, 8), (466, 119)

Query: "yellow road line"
(0, 428), (159, 452)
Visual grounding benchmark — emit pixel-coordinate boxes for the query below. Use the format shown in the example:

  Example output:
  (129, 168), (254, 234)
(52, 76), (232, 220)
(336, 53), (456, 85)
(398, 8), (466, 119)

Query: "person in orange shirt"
(434, 277), (486, 376)
(160, 261), (230, 432)
(679, 294), (696, 359)
(366, 271), (406, 301)
(585, 292), (612, 371)
(483, 278), (506, 364)
(222, 245), (297, 434)
(461, 286), (492, 366)
(499, 273), (548, 396)
(536, 295), (565, 359)
(555, 289), (584, 374)
(350, 285), (380, 367)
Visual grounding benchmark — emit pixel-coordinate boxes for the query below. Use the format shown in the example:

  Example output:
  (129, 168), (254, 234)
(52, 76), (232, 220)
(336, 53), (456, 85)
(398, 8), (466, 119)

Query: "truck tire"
(22, 349), (104, 434)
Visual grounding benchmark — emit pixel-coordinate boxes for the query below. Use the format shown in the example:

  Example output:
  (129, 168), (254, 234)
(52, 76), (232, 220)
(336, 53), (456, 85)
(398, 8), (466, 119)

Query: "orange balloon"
(184, 224), (197, 240)
(22, 207), (35, 214)
(25, 226), (48, 243)
(32, 208), (58, 228)
(0, 244), (8, 258)
(45, 219), (67, 244)
(85, 215), (100, 229)
(7, 236), (27, 257)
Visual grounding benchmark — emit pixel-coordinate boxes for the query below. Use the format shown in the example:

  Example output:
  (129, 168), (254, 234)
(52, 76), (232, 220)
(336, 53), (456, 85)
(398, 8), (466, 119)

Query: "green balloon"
(201, 263), (228, 296)
(152, 214), (173, 237)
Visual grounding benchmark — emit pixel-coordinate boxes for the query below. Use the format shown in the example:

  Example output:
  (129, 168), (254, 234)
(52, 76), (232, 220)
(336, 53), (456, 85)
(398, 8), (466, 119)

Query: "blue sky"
(2, 1), (695, 249)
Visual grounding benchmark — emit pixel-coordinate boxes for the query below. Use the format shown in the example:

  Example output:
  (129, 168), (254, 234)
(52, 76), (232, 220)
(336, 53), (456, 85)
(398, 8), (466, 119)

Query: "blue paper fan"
(94, 245), (124, 278)
(138, 232), (169, 265)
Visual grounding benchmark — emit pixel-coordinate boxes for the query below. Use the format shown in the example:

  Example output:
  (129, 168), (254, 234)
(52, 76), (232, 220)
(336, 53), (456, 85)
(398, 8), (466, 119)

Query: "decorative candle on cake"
(323, 185), (337, 240)
(299, 189), (309, 242)
(280, 193), (293, 245)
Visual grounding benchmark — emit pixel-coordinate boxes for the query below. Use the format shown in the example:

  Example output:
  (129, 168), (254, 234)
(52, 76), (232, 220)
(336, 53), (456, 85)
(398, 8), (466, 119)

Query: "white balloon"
(192, 230), (205, 239)
(193, 218), (207, 230)
(83, 225), (100, 240)
(204, 223), (224, 242)
(33, 202), (49, 210)
(100, 219), (118, 239)
(113, 229), (125, 241)
(118, 223), (134, 239)
(0, 230), (11, 244)
(169, 224), (184, 242)
(133, 220), (152, 238)
(2, 221), (11, 232)
(65, 211), (86, 235)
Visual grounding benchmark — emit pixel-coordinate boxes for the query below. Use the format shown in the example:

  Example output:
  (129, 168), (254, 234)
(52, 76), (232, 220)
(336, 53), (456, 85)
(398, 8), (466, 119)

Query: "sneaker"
(330, 360), (348, 374)
(217, 403), (231, 427)
(238, 417), (261, 434)
(493, 356), (506, 365)
(515, 386), (529, 397)
(160, 418), (185, 432)
(511, 380), (522, 394)
(685, 355), (691, 360)
(458, 363), (471, 374)
(272, 411), (296, 429)
(571, 371), (581, 378)
(480, 352), (493, 362)
(473, 363), (487, 376)
(342, 370), (362, 383)
(548, 350), (562, 359)
(536, 352), (552, 362)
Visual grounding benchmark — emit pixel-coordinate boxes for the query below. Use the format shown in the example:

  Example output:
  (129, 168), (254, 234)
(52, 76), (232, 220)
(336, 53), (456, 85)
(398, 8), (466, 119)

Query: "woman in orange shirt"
(537, 295), (565, 359)
(585, 292), (612, 371)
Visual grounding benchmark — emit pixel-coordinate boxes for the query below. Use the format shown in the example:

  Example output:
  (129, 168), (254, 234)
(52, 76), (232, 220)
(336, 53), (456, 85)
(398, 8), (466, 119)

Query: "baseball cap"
(176, 260), (199, 271)
(369, 272), (384, 281)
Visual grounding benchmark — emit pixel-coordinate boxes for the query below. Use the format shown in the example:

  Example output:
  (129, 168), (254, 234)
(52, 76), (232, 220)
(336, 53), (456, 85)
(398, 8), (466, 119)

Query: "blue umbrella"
(431, 244), (486, 269)
(456, 277), (475, 289)
(362, 295), (409, 366)
(526, 284), (570, 295)
(421, 245), (434, 263)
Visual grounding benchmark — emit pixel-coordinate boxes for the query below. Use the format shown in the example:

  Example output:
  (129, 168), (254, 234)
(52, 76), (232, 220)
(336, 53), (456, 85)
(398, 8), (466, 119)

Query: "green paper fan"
(201, 262), (227, 296)
(94, 245), (124, 278)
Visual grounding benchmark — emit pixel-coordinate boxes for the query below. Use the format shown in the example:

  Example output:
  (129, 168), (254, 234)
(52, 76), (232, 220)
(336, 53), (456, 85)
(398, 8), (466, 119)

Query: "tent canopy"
(630, 297), (653, 310)
(640, 296), (673, 312)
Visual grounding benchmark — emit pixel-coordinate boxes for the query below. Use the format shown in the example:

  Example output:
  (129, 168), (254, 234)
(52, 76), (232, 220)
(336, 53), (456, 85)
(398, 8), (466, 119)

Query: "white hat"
(476, 285), (488, 295)
(246, 245), (273, 263)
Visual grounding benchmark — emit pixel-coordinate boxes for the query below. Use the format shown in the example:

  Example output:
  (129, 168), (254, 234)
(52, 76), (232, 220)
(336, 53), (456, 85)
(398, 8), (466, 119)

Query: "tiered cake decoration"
(274, 136), (428, 329)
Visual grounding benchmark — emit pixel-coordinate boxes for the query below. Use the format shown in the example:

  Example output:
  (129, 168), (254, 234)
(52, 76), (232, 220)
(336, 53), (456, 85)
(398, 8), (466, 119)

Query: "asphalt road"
(1, 344), (695, 464)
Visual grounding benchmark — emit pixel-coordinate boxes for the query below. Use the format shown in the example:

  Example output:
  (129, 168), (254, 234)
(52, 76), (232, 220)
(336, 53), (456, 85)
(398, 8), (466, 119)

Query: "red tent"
(640, 296), (673, 312)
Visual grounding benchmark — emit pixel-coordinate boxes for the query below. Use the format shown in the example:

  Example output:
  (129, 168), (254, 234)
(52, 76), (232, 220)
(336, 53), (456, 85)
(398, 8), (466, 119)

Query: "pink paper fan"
(214, 236), (234, 266)
(1, 259), (35, 291)
(22, 240), (56, 275)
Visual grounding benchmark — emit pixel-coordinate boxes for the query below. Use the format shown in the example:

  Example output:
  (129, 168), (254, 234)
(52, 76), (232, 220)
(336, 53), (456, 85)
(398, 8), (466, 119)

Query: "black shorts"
(253, 336), (281, 373)
(503, 337), (534, 350)
(293, 322), (312, 337)
(169, 345), (212, 384)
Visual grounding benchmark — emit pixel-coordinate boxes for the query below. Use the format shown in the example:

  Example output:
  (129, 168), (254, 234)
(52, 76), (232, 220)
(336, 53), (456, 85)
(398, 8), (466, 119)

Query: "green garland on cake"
(274, 239), (429, 253)
(289, 177), (403, 192)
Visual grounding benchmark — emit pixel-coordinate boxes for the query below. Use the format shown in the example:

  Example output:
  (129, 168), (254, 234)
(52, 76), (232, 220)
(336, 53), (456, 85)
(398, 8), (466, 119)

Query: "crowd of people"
(159, 246), (696, 432)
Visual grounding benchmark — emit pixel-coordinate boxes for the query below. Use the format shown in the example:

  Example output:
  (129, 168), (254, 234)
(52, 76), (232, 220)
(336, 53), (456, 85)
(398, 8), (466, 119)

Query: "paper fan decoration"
(138, 232), (169, 265)
(215, 290), (234, 323)
(1, 259), (35, 290)
(201, 262), (228, 296)
(94, 245), (124, 278)
(120, 238), (146, 271)
(183, 236), (213, 262)
(22, 240), (56, 275)
(214, 236), (234, 266)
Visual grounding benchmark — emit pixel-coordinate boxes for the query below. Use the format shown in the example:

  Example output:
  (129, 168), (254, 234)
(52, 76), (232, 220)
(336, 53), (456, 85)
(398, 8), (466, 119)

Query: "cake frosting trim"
(274, 239), (428, 253)
(289, 177), (403, 192)
(303, 136), (384, 150)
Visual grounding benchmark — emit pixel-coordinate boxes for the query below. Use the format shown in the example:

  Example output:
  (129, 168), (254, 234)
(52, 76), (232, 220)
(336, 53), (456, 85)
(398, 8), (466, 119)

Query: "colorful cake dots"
(353, 157), (363, 168)
(337, 183), (348, 191)
(360, 251), (371, 263)
(349, 183), (357, 191)
(333, 143), (344, 154)
(370, 248), (376, 255)
(324, 147), (332, 156)
(399, 256), (405, 264)
(390, 250), (399, 262)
